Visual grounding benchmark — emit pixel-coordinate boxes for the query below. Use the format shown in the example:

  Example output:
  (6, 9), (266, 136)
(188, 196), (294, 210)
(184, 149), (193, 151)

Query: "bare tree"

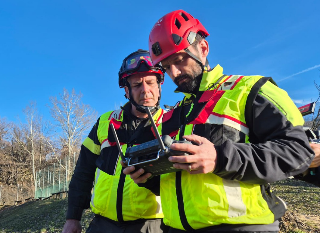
(308, 80), (320, 130)
(10, 102), (42, 197)
(11, 126), (28, 163)
(0, 117), (10, 141)
(49, 88), (97, 180)
(0, 117), (14, 188)
(0, 117), (11, 160)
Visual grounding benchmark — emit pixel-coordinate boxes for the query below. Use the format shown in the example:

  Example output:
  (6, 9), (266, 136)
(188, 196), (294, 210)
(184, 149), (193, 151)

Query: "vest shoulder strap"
(245, 77), (276, 140)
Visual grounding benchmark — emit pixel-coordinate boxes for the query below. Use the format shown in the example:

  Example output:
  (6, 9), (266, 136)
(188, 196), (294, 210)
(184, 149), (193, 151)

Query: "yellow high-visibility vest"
(160, 65), (303, 230)
(88, 108), (165, 221)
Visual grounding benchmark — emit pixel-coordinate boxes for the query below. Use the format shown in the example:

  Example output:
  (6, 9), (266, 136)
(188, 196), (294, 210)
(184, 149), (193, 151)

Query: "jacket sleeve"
(66, 119), (100, 220)
(213, 83), (315, 184)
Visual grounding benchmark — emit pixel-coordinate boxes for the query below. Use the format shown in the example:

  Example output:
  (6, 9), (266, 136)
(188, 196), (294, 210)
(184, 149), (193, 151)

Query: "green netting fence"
(35, 154), (76, 199)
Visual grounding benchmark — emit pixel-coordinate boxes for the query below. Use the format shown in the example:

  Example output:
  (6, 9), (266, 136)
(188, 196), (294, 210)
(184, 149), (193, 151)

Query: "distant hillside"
(0, 178), (319, 233)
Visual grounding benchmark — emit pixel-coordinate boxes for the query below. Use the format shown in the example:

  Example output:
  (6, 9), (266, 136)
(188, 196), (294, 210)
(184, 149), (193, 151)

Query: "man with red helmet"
(124, 10), (315, 232)
(61, 49), (168, 233)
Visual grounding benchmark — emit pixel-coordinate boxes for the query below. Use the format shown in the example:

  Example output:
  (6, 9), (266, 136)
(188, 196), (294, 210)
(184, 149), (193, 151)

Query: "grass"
(0, 198), (94, 233)
(273, 179), (320, 233)
(0, 178), (319, 233)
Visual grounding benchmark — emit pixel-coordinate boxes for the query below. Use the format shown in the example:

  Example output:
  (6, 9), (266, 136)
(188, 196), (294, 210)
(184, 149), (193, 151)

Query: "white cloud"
(292, 99), (304, 104)
(278, 64), (320, 82)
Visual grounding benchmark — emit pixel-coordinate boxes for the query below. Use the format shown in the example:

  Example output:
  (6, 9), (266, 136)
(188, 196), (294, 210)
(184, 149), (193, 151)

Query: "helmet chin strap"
(184, 47), (209, 73)
(125, 81), (161, 114)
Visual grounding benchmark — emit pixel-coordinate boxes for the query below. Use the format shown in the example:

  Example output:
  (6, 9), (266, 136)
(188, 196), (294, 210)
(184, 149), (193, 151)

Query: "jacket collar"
(176, 64), (224, 99)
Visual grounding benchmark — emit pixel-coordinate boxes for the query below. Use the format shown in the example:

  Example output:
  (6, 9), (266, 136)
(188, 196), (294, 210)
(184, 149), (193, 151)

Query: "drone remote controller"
(110, 107), (191, 176)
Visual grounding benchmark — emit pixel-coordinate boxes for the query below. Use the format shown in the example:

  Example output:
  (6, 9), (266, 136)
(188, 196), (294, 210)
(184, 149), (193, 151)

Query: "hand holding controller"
(125, 135), (191, 176)
(111, 106), (193, 176)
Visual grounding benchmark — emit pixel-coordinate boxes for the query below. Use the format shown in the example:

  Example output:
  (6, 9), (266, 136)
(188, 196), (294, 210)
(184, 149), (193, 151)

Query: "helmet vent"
(180, 12), (189, 21)
(152, 42), (162, 56)
(174, 18), (181, 29)
(172, 34), (182, 45)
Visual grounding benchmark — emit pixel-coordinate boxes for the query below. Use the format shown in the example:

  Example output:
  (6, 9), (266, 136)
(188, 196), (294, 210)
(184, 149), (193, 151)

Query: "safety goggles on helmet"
(120, 52), (155, 77)
(118, 49), (164, 88)
(125, 53), (153, 70)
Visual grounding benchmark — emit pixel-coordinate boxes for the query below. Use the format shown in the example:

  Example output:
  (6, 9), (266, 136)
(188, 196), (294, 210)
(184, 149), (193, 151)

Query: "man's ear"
(124, 86), (129, 99)
(198, 39), (209, 61)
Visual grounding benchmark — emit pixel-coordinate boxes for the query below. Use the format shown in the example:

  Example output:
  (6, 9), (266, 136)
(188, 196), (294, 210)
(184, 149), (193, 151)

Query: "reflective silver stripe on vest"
(155, 196), (162, 214)
(101, 139), (111, 150)
(90, 168), (101, 208)
(206, 114), (249, 135)
(222, 179), (247, 218)
(109, 109), (122, 120)
(219, 75), (242, 91)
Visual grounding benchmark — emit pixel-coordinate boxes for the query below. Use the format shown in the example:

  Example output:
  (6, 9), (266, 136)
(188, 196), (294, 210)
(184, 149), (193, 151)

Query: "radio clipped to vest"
(110, 107), (191, 176)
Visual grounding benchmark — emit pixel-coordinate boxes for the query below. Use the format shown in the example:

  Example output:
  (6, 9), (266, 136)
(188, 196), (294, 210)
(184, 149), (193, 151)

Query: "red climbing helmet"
(149, 10), (209, 65)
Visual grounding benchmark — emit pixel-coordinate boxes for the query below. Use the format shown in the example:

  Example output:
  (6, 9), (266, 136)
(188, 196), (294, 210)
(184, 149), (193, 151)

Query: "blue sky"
(1, 0), (320, 124)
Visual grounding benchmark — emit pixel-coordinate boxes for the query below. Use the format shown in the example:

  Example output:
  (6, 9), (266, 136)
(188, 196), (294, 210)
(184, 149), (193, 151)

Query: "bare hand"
(122, 164), (152, 184)
(61, 219), (81, 233)
(310, 143), (320, 168)
(169, 134), (217, 174)
(120, 160), (127, 167)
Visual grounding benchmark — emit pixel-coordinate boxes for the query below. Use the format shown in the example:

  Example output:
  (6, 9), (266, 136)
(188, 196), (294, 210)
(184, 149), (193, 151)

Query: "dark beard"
(174, 67), (203, 94)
